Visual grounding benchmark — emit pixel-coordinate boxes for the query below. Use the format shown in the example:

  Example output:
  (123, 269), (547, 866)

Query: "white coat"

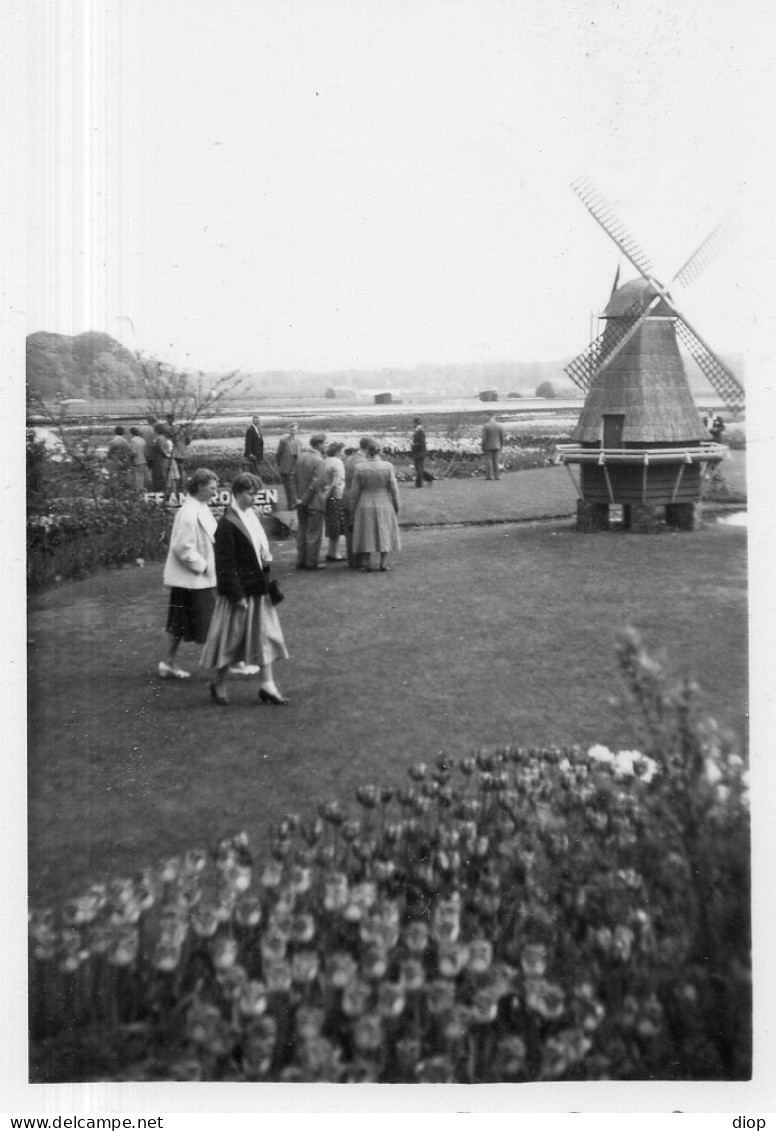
(162, 494), (218, 589)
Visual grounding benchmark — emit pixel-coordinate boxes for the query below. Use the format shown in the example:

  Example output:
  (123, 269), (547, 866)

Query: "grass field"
(27, 469), (748, 908)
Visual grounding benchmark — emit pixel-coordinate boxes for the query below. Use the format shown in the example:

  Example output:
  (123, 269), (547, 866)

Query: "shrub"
(722, 423), (746, 451)
(27, 497), (173, 590)
(28, 635), (750, 1083)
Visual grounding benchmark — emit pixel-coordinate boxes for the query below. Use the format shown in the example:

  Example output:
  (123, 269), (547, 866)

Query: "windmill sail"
(564, 299), (644, 393)
(672, 214), (737, 290)
(571, 178), (655, 280)
(673, 318), (745, 414)
(564, 335), (605, 394)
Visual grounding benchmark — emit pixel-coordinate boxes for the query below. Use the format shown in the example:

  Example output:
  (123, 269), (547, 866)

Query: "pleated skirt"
(199, 595), (289, 671)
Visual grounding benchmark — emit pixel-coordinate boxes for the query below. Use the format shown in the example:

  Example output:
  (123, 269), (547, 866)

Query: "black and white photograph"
(7, 0), (776, 1120)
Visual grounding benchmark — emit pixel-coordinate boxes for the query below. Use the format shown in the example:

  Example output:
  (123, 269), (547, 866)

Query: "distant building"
(325, 386), (358, 399)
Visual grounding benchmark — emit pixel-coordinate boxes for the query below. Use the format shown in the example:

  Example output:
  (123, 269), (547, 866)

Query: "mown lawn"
(27, 470), (748, 908)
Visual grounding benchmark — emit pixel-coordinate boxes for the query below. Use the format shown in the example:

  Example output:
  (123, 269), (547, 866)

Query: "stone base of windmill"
(665, 501), (703, 531)
(575, 500), (611, 532)
(576, 499), (703, 533)
(623, 504), (664, 533)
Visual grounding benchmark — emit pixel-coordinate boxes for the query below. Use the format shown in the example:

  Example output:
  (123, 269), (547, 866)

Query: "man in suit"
(294, 433), (328, 569)
(410, 416), (434, 487)
(481, 413), (507, 481)
(244, 415), (264, 477)
(275, 421), (301, 508)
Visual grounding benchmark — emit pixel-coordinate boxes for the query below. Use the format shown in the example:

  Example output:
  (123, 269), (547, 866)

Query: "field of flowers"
(186, 417), (574, 484)
(29, 633), (750, 1083)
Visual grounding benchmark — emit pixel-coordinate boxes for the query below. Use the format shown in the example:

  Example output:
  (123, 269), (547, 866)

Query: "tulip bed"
(29, 632), (750, 1083)
(185, 420), (572, 485)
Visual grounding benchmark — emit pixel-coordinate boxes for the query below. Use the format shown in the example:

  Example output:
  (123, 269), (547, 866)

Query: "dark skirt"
(325, 496), (346, 538)
(166, 587), (216, 644)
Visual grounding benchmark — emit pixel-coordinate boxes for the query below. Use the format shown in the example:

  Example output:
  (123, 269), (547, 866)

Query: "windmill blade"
(564, 299), (647, 392)
(673, 317), (745, 414)
(564, 336), (605, 394)
(571, 177), (656, 282)
(671, 212), (737, 290)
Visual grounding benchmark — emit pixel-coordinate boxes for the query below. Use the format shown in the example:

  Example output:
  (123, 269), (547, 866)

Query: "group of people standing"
(107, 416), (188, 495)
(292, 432), (401, 573)
(242, 418), (403, 571)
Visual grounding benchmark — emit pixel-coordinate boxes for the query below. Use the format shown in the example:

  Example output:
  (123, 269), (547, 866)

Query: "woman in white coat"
(158, 467), (219, 679)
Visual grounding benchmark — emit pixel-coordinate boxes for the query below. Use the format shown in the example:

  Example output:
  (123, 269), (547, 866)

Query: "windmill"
(557, 178), (745, 533)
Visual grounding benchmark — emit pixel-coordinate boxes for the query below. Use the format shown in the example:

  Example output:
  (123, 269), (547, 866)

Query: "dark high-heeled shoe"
(209, 680), (229, 706)
(258, 687), (289, 706)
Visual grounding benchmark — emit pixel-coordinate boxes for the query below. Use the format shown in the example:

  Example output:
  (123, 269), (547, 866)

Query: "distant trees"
(535, 380), (557, 399)
(89, 351), (140, 398)
(27, 331), (144, 401)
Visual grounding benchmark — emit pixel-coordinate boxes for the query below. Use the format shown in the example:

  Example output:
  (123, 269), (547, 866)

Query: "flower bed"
(187, 425), (567, 484)
(29, 634), (750, 1083)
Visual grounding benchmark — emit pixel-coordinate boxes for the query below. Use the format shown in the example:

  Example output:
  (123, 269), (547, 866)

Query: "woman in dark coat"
(200, 472), (289, 705)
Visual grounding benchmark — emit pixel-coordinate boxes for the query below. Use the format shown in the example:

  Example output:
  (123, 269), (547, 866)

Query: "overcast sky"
(24, 0), (774, 375)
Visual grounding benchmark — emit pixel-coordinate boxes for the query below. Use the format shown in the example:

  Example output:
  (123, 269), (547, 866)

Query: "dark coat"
(410, 425), (427, 458)
(214, 508), (268, 601)
(244, 425), (264, 463)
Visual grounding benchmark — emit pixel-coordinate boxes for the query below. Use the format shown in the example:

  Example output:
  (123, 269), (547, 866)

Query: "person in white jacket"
(158, 468), (219, 679)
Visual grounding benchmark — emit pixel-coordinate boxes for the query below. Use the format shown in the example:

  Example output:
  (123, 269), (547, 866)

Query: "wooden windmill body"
(557, 181), (745, 533)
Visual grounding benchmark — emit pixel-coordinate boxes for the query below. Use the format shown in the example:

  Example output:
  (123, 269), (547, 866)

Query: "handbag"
(262, 566), (284, 606)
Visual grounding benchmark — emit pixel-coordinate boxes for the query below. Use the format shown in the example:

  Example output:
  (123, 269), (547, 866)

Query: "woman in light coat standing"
(350, 438), (401, 572)
(158, 467), (219, 679)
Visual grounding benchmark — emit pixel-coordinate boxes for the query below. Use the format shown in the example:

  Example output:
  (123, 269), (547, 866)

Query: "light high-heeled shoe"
(258, 687), (289, 706)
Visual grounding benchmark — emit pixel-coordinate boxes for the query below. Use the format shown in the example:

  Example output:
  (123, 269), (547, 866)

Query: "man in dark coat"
(244, 415), (264, 476)
(410, 416), (434, 488)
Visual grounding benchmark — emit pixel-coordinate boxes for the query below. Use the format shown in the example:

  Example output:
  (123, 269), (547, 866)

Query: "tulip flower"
(238, 981), (268, 1018)
(326, 951), (359, 989)
(353, 1013), (384, 1052)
